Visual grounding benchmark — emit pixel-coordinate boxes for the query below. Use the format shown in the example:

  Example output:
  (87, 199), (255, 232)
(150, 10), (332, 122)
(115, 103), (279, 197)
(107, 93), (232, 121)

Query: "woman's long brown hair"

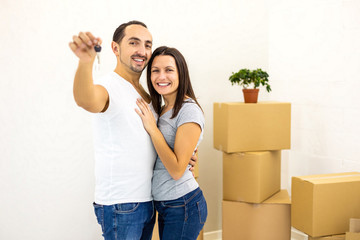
(146, 46), (202, 118)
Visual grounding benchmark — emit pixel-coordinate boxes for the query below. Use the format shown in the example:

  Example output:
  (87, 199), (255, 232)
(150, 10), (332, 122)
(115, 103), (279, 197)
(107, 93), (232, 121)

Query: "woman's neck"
(163, 94), (176, 109)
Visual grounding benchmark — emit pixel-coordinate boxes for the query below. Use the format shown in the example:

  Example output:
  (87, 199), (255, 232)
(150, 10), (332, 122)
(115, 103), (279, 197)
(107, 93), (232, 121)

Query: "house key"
(94, 44), (102, 70)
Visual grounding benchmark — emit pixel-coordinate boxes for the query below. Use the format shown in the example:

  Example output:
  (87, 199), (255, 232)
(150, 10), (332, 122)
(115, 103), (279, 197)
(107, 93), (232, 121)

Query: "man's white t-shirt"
(93, 72), (156, 205)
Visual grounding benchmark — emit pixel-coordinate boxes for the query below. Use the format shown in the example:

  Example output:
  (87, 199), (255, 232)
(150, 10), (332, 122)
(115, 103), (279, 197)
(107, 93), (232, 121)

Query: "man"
(69, 21), (196, 240)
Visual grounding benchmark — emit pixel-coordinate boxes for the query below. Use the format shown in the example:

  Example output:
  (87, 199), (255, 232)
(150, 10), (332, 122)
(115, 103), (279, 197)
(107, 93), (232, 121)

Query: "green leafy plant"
(229, 68), (271, 92)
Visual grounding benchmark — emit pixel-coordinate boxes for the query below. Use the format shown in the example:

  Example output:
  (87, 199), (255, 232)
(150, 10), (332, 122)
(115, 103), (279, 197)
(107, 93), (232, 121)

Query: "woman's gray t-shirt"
(152, 99), (204, 201)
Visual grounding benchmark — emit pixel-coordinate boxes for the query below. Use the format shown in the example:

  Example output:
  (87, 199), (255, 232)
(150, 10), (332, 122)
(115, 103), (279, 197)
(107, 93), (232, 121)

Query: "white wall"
(0, 0), (268, 239)
(268, 0), (360, 190)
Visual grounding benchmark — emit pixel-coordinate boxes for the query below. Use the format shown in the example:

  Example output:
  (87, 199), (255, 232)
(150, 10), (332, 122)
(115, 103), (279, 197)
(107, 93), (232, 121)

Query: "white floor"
(203, 228), (308, 240)
(203, 230), (222, 240)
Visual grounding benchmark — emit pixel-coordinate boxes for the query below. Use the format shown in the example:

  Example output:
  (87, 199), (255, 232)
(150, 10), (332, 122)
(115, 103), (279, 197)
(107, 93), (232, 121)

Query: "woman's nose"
(158, 71), (166, 80)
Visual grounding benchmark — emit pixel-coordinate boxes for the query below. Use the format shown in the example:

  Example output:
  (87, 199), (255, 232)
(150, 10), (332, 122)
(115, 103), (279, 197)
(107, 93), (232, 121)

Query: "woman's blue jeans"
(93, 200), (155, 240)
(154, 188), (208, 240)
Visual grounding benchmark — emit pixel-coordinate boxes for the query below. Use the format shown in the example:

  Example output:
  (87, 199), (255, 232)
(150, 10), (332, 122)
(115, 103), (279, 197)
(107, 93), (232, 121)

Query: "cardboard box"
(346, 232), (360, 240)
(346, 219), (360, 240)
(308, 234), (345, 240)
(222, 189), (291, 240)
(223, 151), (281, 203)
(213, 102), (291, 153)
(291, 172), (360, 237)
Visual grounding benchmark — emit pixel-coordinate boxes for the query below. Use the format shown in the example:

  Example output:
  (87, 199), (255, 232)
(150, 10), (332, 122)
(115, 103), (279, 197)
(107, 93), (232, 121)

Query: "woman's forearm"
(149, 128), (188, 180)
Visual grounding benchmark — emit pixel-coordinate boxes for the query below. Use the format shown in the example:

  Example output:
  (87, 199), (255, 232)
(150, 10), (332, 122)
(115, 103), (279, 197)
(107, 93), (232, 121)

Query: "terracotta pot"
(242, 88), (259, 103)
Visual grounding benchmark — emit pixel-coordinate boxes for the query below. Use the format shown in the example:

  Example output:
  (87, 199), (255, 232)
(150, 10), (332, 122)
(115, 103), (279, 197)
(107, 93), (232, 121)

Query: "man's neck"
(114, 66), (150, 102)
(114, 67), (141, 89)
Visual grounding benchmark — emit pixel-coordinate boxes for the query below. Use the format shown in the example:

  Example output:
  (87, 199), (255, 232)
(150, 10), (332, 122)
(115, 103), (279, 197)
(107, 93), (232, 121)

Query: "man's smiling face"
(117, 24), (153, 73)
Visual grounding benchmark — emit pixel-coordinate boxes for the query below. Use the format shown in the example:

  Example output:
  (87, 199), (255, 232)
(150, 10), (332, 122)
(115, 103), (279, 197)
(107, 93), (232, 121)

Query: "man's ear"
(111, 41), (120, 55)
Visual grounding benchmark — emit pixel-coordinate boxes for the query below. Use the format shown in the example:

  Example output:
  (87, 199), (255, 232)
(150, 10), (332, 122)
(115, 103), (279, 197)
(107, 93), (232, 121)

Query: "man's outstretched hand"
(69, 32), (102, 63)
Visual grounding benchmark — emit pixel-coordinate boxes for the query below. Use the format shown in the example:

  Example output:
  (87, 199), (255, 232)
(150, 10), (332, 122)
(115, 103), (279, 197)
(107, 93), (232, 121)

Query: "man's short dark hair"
(113, 21), (147, 44)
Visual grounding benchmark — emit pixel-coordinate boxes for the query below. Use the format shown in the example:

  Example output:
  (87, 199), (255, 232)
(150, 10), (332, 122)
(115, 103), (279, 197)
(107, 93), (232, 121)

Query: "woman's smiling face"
(150, 55), (179, 98)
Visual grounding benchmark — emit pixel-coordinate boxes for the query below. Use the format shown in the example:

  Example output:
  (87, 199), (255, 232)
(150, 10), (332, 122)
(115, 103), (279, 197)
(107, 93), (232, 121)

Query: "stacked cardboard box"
(222, 189), (291, 240)
(223, 151), (281, 203)
(213, 102), (291, 152)
(291, 173), (360, 239)
(214, 102), (292, 240)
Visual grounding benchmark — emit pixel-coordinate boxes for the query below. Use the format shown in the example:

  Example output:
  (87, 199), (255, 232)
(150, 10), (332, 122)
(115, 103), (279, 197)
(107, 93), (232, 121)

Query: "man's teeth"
(134, 59), (144, 62)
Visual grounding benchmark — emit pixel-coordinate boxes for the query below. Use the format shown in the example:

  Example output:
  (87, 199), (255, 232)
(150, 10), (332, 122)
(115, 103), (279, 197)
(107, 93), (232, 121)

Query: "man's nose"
(136, 44), (146, 56)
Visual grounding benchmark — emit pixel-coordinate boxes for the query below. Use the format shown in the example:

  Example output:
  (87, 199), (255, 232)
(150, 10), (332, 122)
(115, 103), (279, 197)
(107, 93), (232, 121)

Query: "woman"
(135, 46), (207, 240)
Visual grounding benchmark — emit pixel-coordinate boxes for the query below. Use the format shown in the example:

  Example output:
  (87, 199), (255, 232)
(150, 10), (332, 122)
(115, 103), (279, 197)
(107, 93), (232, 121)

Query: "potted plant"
(229, 68), (271, 103)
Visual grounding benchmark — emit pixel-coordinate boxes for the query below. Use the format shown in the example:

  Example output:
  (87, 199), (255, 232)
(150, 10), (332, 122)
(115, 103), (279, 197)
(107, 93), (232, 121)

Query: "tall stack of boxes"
(213, 101), (292, 240)
(291, 172), (360, 240)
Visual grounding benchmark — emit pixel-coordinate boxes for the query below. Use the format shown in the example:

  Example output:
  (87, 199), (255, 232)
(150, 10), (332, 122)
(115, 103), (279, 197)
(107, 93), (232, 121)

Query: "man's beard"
(119, 51), (147, 73)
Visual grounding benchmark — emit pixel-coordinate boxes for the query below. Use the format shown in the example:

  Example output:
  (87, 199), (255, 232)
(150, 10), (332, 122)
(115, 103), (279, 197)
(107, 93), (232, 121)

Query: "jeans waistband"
(182, 187), (201, 204)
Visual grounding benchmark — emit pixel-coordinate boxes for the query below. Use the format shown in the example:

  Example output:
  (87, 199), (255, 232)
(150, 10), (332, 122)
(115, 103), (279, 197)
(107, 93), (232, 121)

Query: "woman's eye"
(152, 70), (159, 73)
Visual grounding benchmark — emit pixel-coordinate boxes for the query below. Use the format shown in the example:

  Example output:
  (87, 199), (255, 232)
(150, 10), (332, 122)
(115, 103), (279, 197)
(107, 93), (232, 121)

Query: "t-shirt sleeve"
(94, 76), (112, 97)
(93, 75), (113, 115)
(176, 103), (205, 132)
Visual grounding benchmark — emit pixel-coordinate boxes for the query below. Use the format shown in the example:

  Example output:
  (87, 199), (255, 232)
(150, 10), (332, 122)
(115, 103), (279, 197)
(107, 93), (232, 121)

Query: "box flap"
(297, 172), (360, 184)
(263, 189), (291, 204)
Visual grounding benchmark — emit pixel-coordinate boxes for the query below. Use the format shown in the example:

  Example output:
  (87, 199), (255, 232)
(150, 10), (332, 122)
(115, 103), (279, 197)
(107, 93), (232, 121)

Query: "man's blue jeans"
(93, 201), (155, 240)
(154, 188), (208, 240)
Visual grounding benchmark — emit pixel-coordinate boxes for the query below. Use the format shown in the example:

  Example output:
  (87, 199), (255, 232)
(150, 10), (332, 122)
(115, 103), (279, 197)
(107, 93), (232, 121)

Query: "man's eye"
(130, 42), (136, 45)
(146, 44), (152, 49)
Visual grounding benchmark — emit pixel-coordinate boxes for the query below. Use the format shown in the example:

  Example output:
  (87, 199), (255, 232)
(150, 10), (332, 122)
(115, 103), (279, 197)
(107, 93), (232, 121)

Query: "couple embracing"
(69, 21), (207, 240)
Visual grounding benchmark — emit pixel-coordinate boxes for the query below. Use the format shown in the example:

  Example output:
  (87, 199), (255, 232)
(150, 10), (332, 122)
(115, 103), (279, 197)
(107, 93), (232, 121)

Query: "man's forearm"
(73, 61), (96, 107)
